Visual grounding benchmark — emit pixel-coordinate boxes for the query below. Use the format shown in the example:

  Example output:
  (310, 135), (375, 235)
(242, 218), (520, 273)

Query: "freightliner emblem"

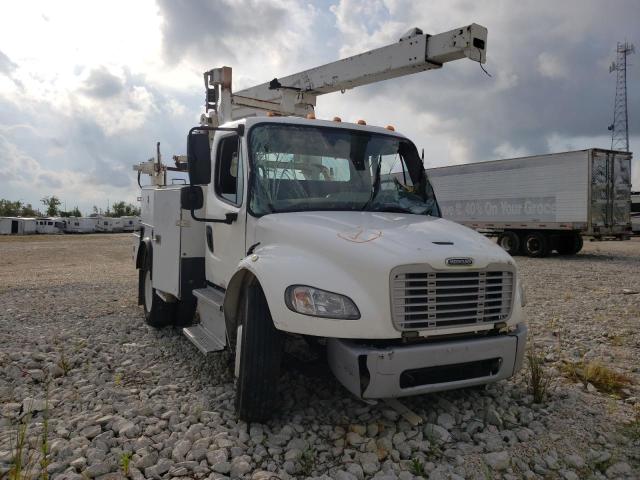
(446, 257), (474, 266)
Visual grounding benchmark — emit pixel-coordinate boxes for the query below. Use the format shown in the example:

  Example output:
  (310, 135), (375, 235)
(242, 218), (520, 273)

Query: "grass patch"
(57, 347), (71, 376)
(561, 360), (632, 395)
(621, 405), (640, 441)
(298, 447), (316, 477)
(7, 413), (35, 480)
(608, 335), (625, 347)
(7, 381), (53, 480)
(409, 458), (426, 476)
(120, 452), (133, 477)
(40, 383), (50, 480)
(526, 347), (551, 403)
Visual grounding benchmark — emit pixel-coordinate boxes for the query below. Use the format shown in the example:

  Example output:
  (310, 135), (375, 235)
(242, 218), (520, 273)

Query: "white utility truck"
(133, 24), (527, 421)
(428, 149), (633, 257)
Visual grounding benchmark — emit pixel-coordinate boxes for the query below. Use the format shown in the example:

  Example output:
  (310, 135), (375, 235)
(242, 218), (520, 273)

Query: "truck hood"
(253, 211), (514, 270)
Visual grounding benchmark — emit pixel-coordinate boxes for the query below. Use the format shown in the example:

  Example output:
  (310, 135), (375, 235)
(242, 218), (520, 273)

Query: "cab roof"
(221, 115), (409, 140)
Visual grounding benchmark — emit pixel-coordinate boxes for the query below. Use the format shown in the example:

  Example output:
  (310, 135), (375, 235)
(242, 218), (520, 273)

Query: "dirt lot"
(0, 233), (638, 479)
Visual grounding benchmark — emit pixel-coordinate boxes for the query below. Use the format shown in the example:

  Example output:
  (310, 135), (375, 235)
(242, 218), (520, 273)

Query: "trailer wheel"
(141, 259), (174, 328)
(522, 231), (550, 257)
(497, 231), (520, 255)
(235, 284), (283, 422)
(556, 233), (583, 255)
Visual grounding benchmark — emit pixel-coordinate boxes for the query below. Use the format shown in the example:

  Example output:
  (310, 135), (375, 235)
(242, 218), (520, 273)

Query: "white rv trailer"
(36, 217), (65, 234)
(0, 217), (37, 235)
(121, 216), (140, 232)
(427, 149), (633, 257)
(95, 216), (124, 233)
(64, 217), (98, 233)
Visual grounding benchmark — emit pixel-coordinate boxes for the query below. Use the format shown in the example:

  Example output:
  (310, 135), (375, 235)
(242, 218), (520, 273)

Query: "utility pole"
(608, 41), (635, 152)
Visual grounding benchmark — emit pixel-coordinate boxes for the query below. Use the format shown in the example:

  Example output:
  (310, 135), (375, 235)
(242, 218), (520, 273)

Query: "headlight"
(285, 285), (360, 319)
(517, 277), (527, 307)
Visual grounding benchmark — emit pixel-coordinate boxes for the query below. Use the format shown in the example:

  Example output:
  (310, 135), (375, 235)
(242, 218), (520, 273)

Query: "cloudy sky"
(0, 0), (638, 214)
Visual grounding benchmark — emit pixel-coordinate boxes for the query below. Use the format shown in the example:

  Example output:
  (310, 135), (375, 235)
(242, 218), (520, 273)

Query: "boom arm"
(202, 23), (487, 126)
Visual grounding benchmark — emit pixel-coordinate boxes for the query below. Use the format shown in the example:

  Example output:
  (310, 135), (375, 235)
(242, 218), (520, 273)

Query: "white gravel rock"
(484, 451), (510, 471)
(436, 413), (455, 430)
(424, 424), (452, 443)
(2, 235), (639, 480)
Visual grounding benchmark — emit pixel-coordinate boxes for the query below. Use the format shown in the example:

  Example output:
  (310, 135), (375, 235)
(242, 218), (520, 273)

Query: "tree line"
(0, 196), (140, 218)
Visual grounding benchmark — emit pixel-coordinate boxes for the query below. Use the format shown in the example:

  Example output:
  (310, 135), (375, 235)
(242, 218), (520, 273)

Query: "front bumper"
(327, 323), (527, 399)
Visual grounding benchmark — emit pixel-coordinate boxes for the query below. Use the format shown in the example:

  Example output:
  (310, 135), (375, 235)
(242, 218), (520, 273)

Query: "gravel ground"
(0, 233), (638, 480)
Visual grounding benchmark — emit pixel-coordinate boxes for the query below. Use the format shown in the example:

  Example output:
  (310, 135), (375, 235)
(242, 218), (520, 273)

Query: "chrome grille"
(390, 266), (514, 331)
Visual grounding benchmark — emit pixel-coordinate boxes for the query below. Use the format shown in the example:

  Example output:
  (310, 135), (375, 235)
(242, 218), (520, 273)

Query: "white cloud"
(537, 52), (569, 79)
(330, 0), (405, 57)
(493, 142), (531, 159)
(0, 133), (137, 210)
(0, 0), (639, 215)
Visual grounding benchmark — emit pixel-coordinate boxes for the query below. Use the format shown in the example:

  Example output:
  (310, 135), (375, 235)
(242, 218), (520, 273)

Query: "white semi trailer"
(133, 24), (528, 421)
(428, 149), (633, 257)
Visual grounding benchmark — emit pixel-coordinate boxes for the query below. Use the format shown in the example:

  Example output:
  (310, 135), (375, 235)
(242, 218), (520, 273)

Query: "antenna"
(608, 41), (634, 152)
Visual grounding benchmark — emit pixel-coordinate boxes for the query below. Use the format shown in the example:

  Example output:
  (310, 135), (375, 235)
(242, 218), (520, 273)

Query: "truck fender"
(136, 239), (153, 271)
(136, 239), (153, 306)
(223, 266), (259, 333)
(224, 245), (381, 334)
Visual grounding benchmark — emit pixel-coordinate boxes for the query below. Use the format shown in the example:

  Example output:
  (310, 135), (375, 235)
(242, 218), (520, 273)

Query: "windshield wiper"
(371, 206), (415, 214)
(361, 157), (382, 211)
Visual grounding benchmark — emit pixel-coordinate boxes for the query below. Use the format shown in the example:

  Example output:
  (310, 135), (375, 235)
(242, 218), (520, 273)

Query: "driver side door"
(205, 133), (247, 288)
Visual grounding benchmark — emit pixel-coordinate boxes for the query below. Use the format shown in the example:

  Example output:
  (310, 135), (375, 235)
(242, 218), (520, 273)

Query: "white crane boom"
(201, 23), (487, 126)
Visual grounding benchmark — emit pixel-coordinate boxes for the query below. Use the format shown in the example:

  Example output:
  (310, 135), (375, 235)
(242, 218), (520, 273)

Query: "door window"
(215, 135), (243, 206)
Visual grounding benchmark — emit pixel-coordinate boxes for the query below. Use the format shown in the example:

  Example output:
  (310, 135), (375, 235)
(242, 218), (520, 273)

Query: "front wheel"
(235, 284), (283, 422)
(140, 259), (174, 328)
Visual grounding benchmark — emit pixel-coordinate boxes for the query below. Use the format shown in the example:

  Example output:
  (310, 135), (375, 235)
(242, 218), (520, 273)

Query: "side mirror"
(180, 185), (204, 211)
(187, 130), (211, 184)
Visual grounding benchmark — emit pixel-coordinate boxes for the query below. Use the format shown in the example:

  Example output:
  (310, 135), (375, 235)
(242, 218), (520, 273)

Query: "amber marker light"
(306, 112), (316, 119)
(385, 125), (395, 131)
(357, 119), (367, 125)
(332, 116), (342, 122)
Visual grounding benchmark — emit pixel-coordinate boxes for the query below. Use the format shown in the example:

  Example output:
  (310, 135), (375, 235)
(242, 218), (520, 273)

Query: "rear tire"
(522, 231), (550, 257)
(174, 297), (197, 327)
(556, 232), (583, 255)
(235, 284), (283, 422)
(574, 233), (584, 253)
(497, 231), (520, 255)
(141, 257), (174, 328)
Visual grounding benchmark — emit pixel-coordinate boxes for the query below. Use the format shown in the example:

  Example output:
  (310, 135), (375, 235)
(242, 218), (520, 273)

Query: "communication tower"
(608, 42), (634, 151)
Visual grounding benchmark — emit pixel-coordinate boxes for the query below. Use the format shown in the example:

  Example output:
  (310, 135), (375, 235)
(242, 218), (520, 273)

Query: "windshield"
(248, 123), (440, 217)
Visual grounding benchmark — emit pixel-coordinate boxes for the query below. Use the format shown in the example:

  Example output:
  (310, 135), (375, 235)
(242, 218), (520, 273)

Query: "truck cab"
(134, 116), (527, 421)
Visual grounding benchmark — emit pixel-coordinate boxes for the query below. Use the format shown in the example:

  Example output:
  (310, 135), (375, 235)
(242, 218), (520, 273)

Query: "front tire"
(235, 284), (283, 422)
(141, 259), (174, 328)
